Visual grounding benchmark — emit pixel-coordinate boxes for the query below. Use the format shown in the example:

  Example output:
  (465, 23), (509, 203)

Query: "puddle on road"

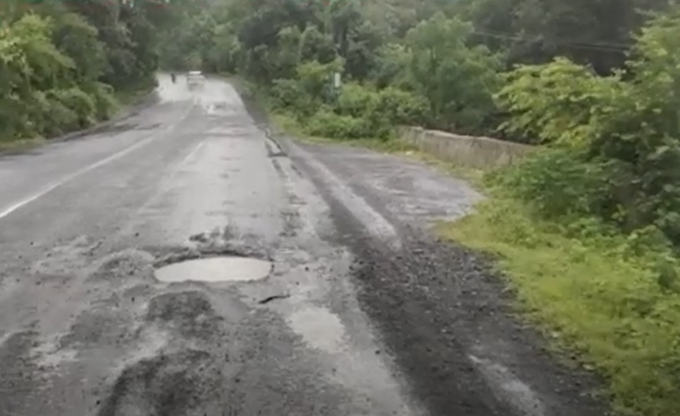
(154, 257), (272, 283)
(287, 306), (347, 353)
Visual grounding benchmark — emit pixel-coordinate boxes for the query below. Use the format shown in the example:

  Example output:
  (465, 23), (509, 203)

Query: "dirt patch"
(88, 250), (155, 285)
(0, 331), (44, 416)
(59, 307), (133, 349)
(97, 349), (226, 416)
(145, 291), (224, 341)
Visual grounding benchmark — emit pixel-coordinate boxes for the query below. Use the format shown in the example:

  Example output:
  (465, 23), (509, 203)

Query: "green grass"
(259, 87), (680, 416)
(436, 192), (680, 416)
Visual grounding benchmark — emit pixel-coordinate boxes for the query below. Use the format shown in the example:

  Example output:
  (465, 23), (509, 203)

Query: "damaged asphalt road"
(0, 75), (605, 416)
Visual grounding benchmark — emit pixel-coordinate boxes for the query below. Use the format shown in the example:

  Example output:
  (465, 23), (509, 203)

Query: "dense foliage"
(159, 0), (507, 137)
(0, 0), (181, 145)
(496, 9), (680, 249)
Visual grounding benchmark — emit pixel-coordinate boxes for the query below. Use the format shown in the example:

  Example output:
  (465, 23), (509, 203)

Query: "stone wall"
(398, 126), (533, 169)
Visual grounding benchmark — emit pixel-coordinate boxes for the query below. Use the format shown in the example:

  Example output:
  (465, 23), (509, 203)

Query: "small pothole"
(154, 256), (272, 283)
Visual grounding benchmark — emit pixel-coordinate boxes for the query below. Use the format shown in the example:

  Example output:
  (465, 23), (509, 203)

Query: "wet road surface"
(0, 75), (604, 416)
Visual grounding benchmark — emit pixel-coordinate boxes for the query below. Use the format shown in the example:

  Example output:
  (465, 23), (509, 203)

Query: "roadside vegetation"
(163, 1), (680, 414)
(0, 0), (185, 148)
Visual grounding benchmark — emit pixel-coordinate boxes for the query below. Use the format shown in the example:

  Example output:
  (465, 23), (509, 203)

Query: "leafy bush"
(327, 84), (430, 138)
(0, 14), (72, 141)
(299, 25), (337, 64)
(50, 87), (97, 128)
(84, 82), (118, 121)
(36, 90), (79, 135)
(371, 43), (413, 90)
(296, 59), (344, 102)
(374, 87), (430, 126)
(270, 78), (302, 110)
(305, 109), (373, 139)
(496, 9), (680, 248)
(336, 83), (378, 118)
(495, 148), (613, 219)
(273, 75), (430, 139)
(404, 13), (502, 133)
(496, 58), (625, 146)
(270, 78), (315, 116)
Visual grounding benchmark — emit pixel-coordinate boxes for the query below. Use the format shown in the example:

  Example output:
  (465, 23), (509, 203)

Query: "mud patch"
(88, 250), (155, 284)
(154, 257), (272, 283)
(31, 236), (101, 275)
(58, 307), (133, 349)
(145, 291), (223, 341)
(97, 349), (226, 416)
(0, 331), (44, 416)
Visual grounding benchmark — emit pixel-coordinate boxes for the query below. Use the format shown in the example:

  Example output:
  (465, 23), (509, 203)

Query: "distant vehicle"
(186, 70), (205, 89)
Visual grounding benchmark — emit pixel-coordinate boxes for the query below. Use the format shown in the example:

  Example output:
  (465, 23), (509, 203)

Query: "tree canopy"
(0, 0), (176, 143)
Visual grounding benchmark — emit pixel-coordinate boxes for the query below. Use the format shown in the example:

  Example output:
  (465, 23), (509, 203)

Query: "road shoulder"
(230, 81), (609, 416)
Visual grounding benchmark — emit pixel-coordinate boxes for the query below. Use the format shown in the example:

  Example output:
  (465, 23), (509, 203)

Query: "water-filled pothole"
(154, 257), (272, 283)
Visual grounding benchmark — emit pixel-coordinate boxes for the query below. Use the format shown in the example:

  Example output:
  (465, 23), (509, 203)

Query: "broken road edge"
(227, 76), (620, 416)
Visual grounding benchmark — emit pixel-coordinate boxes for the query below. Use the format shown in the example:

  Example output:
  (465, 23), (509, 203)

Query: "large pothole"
(154, 256), (272, 283)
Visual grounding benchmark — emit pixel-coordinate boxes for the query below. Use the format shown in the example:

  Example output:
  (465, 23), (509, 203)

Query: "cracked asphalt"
(0, 75), (605, 416)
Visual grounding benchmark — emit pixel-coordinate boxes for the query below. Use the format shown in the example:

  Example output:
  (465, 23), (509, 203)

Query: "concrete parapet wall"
(397, 126), (533, 169)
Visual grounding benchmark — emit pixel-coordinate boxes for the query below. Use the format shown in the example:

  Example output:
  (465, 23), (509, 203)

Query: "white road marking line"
(0, 105), (194, 221)
(111, 138), (207, 238)
(179, 141), (205, 166)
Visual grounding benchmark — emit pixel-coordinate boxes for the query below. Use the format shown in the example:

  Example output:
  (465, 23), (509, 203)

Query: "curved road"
(0, 75), (603, 416)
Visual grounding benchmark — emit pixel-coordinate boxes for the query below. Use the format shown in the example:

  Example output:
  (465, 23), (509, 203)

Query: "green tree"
(404, 13), (501, 132)
(0, 0), (169, 144)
